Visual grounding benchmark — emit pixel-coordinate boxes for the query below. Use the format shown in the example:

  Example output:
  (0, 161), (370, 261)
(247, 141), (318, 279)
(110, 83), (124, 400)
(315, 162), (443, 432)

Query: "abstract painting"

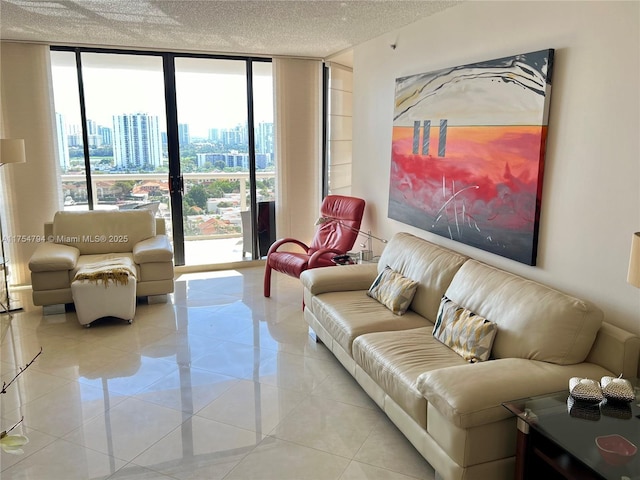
(389, 49), (554, 265)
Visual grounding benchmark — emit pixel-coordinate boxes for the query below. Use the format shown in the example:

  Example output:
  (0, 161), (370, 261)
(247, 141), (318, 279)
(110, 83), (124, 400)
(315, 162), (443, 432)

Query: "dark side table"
(503, 382), (639, 480)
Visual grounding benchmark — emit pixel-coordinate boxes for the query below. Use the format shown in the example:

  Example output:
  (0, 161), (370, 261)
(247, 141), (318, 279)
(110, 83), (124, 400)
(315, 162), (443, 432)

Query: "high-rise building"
(178, 123), (190, 145)
(255, 153), (271, 170)
(195, 152), (249, 169)
(98, 126), (112, 146)
(87, 134), (101, 148)
(65, 123), (83, 148)
(255, 122), (274, 154)
(112, 113), (162, 170)
(67, 134), (83, 148)
(221, 124), (247, 148)
(55, 112), (70, 171)
(86, 119), (98, 136)
(208, 128), (221, 143)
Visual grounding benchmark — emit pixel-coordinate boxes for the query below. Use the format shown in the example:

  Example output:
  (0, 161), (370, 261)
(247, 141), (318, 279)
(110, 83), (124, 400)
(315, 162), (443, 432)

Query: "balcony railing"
(61, 171), (276, 265)
(61, 171), (275, 211)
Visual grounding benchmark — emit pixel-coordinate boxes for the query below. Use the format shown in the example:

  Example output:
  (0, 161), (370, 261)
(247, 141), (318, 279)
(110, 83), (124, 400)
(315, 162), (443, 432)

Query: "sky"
(51, 51), (274, 138)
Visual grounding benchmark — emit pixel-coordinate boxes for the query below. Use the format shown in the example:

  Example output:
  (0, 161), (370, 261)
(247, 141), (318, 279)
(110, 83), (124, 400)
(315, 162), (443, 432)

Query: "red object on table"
(596, 434), (637, 466)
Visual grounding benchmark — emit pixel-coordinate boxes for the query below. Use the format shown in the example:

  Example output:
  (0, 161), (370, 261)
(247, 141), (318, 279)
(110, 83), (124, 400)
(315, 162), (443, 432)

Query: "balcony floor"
(184, 236), (253, 266)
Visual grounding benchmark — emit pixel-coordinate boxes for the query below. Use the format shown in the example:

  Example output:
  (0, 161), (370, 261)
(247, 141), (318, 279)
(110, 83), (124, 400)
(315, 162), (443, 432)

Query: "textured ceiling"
(0, 0), (459, 59)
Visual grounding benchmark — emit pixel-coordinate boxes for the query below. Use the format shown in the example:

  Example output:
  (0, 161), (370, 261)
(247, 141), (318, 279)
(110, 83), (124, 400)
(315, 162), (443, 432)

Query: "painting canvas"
(388, 49), (554, 265)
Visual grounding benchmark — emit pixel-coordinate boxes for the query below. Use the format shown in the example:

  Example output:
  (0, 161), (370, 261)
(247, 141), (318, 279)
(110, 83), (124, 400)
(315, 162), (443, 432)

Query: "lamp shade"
(628, 232), (640, 288)
(0, 139), (26, 165)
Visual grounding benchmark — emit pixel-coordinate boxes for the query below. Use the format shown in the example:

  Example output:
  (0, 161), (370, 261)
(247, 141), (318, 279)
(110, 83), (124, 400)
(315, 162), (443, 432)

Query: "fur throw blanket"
(74, 258), (136, 286)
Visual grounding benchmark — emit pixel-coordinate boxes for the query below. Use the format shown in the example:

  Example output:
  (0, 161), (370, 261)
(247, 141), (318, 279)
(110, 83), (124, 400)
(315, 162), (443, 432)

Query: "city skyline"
(55, 111), (274, 171)
(51, 51), (274, 139)
(59, 114), (274, 142)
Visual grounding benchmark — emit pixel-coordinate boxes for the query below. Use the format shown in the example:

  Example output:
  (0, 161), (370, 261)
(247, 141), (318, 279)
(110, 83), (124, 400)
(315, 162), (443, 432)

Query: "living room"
(1, 1), (639, 480)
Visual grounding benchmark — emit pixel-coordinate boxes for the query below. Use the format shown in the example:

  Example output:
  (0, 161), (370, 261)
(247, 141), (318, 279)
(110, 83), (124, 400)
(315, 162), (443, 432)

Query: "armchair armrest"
(416, 358), (613, 429)
(266, 238), (309, 256)
(29, 242), (79, 272)
(308, 247), (344, 268)
(133, 235), (174, 263)
(300, 263), (379, 295)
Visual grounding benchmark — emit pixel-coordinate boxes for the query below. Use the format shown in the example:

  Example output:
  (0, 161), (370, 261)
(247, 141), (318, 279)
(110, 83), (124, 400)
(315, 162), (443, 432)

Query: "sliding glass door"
(174, 58), (275, 265)
(50, 48), (274, 266)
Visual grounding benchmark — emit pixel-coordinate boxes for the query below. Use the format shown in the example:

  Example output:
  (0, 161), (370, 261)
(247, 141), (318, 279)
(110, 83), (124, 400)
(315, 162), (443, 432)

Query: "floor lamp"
(0, 139), (27, 312)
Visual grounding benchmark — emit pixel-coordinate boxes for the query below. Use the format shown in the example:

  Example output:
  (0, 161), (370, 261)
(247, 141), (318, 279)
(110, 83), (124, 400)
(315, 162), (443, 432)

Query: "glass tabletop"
(503, 382), (640, 480)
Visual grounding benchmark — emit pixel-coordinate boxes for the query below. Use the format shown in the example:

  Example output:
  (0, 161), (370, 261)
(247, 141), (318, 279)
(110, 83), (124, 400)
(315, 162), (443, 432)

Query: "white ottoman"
(71, 258), (137, 327)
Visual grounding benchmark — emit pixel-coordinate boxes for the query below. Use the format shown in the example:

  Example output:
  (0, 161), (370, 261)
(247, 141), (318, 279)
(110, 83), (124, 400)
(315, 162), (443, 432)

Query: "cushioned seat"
(353, 327), (467, 427)
(311, 290), (430, 355)
(266, 252), (316, 277)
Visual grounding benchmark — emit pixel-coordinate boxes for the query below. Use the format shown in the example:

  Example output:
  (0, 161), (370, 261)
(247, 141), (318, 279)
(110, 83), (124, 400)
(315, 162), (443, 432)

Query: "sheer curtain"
(272, 57), (323, 247)
(0, 42), (62, 287)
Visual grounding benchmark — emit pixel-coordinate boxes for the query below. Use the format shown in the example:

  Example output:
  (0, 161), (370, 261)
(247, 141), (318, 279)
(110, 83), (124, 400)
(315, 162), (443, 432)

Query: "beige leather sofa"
(301, 232), (640, 480)
(29, 210), (174, 307)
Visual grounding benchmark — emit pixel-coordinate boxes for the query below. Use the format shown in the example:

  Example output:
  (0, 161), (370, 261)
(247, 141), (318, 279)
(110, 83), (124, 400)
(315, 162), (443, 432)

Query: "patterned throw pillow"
(433, 296), (497, 362)
(367, 266), (419, 315)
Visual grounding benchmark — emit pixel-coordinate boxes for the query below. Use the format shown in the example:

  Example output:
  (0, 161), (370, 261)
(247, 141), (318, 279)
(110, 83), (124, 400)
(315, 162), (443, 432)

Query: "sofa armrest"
(133, 235), (174, 263)
(416, 358), (613, 429)
(586, 321), (640, 379)
(29, 242), (80, 272)
(300, 263), (379, 295)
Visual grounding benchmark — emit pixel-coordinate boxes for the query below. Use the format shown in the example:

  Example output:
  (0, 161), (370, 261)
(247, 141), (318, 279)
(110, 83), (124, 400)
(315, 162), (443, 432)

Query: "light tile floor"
(1, 267), (436, 480)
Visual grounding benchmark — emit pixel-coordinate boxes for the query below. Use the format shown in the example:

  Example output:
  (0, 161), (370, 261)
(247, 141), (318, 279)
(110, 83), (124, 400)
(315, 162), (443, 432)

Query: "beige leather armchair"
(29, 210), (174, 307)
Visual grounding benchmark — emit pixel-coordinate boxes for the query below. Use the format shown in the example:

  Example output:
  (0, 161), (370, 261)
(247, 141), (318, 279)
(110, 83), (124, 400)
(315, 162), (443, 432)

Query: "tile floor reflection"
(1, 267), (435, 479)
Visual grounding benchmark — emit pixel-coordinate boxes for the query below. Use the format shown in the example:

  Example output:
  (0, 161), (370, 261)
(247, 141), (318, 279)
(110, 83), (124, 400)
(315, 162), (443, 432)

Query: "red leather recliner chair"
(263, 195), (366, 297)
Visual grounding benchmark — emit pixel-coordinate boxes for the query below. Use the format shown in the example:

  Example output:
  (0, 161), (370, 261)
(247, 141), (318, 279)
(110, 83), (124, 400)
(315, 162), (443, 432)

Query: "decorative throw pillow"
(432, 296), (497, 362)
(367, 266), (419, 315)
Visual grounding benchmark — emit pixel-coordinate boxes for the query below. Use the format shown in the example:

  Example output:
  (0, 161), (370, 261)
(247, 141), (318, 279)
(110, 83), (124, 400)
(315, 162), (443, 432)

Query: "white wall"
(352, 1), (640, 337)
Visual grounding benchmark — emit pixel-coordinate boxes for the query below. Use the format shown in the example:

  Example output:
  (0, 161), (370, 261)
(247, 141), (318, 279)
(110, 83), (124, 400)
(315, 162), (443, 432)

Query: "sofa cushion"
(311, 291), (429, 355)
(368, 266), (419, 315)
(433, 296), (497, 363)
(353, 327), (468, 428)
(52, 210), (156, 255)
(376, 233), (468, 322)
(444, 260), (603, 365)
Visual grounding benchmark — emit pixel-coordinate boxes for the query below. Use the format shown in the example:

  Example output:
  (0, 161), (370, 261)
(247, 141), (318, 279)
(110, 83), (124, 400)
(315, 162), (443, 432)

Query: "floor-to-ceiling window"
(50, 47), (274, 266)
(173, 58), (274, 265)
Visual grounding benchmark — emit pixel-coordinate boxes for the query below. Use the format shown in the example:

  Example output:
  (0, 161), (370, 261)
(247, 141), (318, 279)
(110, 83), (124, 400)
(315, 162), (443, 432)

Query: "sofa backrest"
(46, 217), (167, 237)
(52, 210), (156, 255)
(444, 259), (603, 365)
(377, 232), (468, 322)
